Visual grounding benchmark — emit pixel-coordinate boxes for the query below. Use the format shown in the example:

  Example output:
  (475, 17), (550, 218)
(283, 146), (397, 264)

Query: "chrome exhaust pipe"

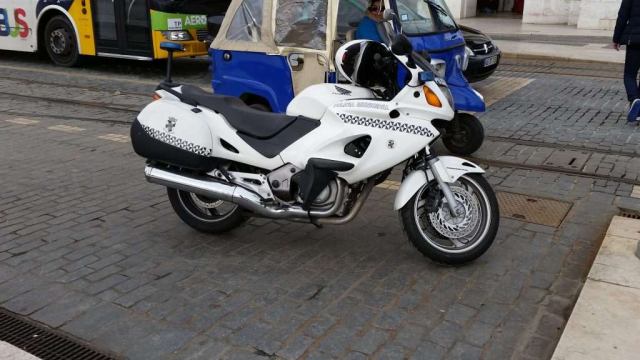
(145, 165), (234, 202)
(144, 166), (345, 220)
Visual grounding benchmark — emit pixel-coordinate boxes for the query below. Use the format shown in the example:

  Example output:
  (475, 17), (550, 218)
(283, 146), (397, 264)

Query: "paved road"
(0, 54), (635, 360)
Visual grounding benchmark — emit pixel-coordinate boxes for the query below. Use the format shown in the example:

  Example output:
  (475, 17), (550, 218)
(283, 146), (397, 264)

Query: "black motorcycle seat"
(181, 85), (297, 139)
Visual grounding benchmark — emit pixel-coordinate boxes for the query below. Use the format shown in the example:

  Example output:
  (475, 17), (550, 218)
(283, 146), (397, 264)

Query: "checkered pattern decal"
(142, 124), (213, 157)
(337, 113), (434, 137)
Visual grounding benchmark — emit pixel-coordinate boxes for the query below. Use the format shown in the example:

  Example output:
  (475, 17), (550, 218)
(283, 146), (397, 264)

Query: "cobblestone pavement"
(0, 56), (637, 360)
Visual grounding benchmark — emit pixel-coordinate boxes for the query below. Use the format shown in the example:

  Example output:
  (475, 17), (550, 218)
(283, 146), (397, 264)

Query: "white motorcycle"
(130, 35), (499, 265)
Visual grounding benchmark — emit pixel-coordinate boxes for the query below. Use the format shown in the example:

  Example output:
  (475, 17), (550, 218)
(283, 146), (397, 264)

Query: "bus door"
(91, 0), (153, 58)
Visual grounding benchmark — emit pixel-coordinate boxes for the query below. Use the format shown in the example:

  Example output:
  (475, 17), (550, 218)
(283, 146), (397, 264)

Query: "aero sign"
(0, 7), (29, 38)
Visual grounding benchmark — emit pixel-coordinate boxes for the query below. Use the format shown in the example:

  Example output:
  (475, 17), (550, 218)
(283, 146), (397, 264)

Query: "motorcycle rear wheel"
(167, 188), (245, 233)
(399, 174), (499, 265)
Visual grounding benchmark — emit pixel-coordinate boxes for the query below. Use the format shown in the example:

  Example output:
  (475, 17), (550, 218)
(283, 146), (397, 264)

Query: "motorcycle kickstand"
(310, 214), (323, 229)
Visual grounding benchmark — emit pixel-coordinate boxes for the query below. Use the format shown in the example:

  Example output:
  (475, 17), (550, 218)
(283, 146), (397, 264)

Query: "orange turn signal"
(152, 93), (162, 101)
(423, 85), (442, 108)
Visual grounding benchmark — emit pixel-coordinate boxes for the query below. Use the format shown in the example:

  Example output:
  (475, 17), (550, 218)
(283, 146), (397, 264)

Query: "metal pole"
(165, 51), (174, 83)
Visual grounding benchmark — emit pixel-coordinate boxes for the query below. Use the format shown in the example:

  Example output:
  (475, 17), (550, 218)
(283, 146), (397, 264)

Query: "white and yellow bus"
(0, 0), (229, 66)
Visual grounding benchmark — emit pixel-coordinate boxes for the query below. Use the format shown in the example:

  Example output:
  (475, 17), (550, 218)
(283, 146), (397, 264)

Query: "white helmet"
(335, 40), (391, 87)
(335, 40), (372, 85)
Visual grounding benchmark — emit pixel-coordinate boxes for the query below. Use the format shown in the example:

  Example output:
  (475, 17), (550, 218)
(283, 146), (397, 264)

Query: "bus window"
(94, 0), (118, 41)
(126, 0), (150, 44)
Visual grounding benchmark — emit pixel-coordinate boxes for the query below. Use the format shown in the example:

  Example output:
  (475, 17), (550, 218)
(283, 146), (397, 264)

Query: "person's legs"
(625, 46), (640, 121)
(624, 47), (640, 102)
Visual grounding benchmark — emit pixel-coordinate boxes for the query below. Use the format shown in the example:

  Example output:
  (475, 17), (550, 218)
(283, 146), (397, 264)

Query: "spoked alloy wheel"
(167, 188), (245, 233)
(400, 174), (499, 265)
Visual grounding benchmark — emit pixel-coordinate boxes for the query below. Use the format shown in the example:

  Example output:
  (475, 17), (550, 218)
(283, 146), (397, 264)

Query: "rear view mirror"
(383, 9), (395, 21)
(391, 34), (413, 56)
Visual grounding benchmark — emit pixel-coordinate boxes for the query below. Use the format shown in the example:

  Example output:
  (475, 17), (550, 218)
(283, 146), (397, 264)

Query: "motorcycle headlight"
(162, 31), (193, 41)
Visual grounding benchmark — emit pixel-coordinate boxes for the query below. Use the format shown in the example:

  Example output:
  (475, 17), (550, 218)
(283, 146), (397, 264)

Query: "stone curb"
(552, 216), (640, 360)
(502, 52), (621, 65)
(0, 341), (41, 360)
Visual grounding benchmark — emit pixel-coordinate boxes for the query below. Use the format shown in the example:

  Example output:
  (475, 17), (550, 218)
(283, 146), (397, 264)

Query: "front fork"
(425, 148), (462, 217)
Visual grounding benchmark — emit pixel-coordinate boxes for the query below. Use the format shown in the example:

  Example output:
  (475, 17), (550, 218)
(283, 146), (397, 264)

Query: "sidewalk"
(0, 342), (41, 360)
(552, 215), (640, 360)
(459, 15), (625, 64)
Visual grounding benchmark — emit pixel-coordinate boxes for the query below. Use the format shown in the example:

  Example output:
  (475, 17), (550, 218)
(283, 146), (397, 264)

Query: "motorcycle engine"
(292, 180), (339, 210)
(307, 180), (339, 210)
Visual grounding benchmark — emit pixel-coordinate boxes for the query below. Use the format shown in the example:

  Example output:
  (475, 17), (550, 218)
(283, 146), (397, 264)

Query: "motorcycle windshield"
(394, 0), (457, 35)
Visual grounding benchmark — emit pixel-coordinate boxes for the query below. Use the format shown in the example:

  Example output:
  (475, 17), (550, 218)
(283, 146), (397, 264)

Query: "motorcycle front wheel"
(167, 188), (246, 233)
(400, 174), (499, 266)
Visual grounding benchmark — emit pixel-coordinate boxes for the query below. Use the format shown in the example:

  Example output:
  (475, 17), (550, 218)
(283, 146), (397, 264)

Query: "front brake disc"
(428, 186), (480, 240)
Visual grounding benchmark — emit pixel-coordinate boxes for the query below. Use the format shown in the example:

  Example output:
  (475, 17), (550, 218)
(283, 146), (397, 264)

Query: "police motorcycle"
(207, 0), (486, 155)
(130, 31), (500, 265)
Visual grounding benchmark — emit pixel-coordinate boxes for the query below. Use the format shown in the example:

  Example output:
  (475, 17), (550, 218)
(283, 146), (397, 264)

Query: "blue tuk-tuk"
(209, 0), (485, 155)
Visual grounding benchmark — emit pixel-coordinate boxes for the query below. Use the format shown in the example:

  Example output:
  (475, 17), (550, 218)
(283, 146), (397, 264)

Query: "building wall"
(577, 0), (620, 30)
(568, 0), (581, 26)
(446, 0), (621, 30)
(522, 0), (621, 29)
(523, 0), (571, 24)
(447, 0), (478, 19)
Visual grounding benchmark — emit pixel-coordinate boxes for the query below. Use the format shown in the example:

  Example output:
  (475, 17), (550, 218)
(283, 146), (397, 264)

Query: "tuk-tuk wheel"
(443, 113), (484, 156)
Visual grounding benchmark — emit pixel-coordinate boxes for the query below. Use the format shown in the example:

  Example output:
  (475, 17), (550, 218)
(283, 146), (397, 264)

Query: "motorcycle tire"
(167, 188), (246, 233)
(442, 113), (484, 156)
(399, 174), (499, 266)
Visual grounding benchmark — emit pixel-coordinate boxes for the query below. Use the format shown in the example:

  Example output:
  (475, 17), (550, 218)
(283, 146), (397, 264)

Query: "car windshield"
(395, 0), (457, 35)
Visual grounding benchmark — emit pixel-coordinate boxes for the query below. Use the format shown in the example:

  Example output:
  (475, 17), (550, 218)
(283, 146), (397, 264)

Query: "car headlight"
(465, 46), (474, 57)
(162, 31), (193, 41)
(439, 85), (454, 109)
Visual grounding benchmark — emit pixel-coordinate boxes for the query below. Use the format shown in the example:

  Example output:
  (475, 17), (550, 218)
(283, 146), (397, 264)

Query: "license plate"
(484, 56), (498, 67)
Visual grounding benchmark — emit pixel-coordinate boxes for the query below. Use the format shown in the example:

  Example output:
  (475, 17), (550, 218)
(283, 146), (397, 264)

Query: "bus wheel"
(44, 16), (80, 67)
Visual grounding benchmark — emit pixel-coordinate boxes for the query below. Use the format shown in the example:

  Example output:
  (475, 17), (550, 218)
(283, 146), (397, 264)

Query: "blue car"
(209, 0), (485, 155)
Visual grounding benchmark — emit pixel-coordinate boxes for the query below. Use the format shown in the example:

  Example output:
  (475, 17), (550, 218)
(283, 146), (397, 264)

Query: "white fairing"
(393, 157), (485, 210)
(287, 84), (374, 119)
(281, 85), (442, 184)
(137, 44), (457, 186)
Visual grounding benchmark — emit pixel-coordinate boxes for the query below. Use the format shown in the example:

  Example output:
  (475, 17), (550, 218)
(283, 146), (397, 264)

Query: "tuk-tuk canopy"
(211, 0), (342, 54)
